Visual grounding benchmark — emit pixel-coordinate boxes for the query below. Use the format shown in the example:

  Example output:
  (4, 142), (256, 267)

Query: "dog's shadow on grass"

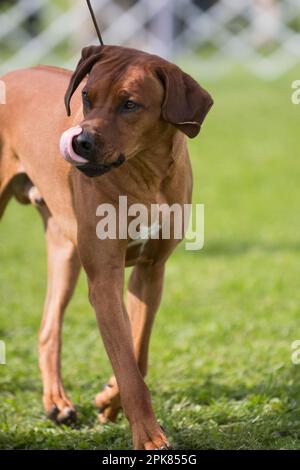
(40, 365), (300, 449)
(160, 367), (300, 449)
(73, 401), (102, 428)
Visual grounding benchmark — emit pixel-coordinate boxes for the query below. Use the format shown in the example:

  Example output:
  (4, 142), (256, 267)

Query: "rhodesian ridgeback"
(0, 45), (213, 449)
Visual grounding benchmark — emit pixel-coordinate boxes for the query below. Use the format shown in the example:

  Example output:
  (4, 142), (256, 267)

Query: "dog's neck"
(122, 128), (186, 199)
(85, 129), (188, 207)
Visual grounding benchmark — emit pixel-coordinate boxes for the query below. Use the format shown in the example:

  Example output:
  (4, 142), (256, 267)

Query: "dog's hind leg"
(0, 178), (13, 219)
(37, 205), (80, 424)
(0, 142), (18, 218)
(96, 261), (165, 424)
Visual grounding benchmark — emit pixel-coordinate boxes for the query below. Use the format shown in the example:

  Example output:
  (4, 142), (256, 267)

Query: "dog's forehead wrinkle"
(89, 65), (161, 103)
(119, 66), (153, 92)
(89, 46), (174, 83)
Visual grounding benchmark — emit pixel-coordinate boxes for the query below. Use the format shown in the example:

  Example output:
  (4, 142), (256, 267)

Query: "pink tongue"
(59, 126), (89, 166)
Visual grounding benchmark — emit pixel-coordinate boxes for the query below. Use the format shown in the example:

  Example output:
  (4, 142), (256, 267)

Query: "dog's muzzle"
(59, 126), (125, 177)
(77, 154), (125, 177)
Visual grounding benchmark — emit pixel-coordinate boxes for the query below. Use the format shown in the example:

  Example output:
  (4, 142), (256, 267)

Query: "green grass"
(1, 69), (300, 449)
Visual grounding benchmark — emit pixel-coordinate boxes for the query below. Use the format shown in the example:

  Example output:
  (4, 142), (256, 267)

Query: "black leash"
(86, 0), (104, 46)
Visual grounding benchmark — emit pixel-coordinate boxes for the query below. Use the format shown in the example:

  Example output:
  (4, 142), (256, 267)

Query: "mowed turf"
(0, 68), (300, 449)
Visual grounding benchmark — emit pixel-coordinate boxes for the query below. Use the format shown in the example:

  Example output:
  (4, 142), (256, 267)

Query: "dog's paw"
(48, 405), (77, 425)
(95, 383), (122, 424)
(133, 424), (172, 450)
(44, 394), (76, 426)
(137, 436), (173, 450)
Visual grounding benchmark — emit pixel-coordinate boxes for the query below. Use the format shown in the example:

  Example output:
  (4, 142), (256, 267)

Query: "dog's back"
(0, 67), (82, 239)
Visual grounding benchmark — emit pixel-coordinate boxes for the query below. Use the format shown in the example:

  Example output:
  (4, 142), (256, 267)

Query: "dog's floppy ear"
(65, 45), (103, 116)
(156, 65), (213, 138)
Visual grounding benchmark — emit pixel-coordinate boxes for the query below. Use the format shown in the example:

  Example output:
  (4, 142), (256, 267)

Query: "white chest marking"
(128, 221), (161, 253)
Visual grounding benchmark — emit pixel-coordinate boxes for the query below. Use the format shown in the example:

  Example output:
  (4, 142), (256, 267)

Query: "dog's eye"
(82, 90), (91, 108)
(123, 100), (138, 112)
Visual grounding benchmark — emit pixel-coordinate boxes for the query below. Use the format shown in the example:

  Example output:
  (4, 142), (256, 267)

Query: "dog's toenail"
(103, 383), (113, 389)
(64, 407), (75, 417)
(158, 444), (172, 450)
(57, 407), (76, 425)
(48, 405), (59, 420)
(97, 405), (108, 414)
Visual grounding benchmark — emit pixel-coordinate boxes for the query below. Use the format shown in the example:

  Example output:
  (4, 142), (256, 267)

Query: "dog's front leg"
(78, 236), (170, 450)
(96, 261), (166, 424)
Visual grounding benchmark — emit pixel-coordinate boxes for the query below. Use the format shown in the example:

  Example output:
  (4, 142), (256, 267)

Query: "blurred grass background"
(1, 68), (300, 449)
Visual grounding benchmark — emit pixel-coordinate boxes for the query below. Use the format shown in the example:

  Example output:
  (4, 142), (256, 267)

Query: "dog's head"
(60, 45), (213, 177)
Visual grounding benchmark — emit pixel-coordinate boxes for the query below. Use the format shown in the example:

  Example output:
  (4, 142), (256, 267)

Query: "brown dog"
(0, 45), (213, 449)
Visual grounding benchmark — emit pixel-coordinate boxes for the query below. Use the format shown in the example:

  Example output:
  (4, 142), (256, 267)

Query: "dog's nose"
(72, 131), (94, 160)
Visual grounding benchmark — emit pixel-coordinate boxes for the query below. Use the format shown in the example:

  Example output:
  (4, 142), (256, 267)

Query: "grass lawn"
(0, 68), (300, 450)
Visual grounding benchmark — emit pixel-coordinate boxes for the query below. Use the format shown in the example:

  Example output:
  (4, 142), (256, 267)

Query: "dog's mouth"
(77, 154), (126, 177)
(59, 126), (125, 177)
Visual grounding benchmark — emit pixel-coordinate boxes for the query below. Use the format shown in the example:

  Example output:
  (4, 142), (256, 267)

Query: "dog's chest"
(127, 220), (161, 253)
